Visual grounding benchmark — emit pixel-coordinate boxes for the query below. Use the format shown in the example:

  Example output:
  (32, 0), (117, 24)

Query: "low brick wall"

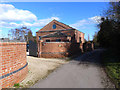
(39, 42), (83, 58)
(0, 42), (28, 88)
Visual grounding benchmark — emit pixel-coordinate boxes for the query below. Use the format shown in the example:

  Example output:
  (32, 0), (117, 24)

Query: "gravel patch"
(19, 56), (67, 88)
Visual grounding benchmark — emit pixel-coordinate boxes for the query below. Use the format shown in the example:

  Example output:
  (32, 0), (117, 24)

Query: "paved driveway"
(31, 49), (114, 88)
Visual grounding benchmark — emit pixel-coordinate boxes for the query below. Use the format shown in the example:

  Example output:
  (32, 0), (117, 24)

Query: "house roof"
(36, 29), (75, 33)
(53, 19), (74, 29)
(41, 31), (71, 38)
(36, 19), (85, 34)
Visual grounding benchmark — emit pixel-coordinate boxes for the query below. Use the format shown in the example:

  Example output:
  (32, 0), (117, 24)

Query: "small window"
(53, 24), (56, 29)
(56, 39), (61, 42)
(79, 37), (82, 43)
(39, 36), (41, 40)
(46, 39), (50, 42)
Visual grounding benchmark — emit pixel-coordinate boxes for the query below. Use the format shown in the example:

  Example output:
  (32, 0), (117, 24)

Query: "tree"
(97, 17), (114, 47)
(93, 32), (97, 43)
(93, 32), (99, 48)
(8, 27), (31, 42)
(27, 30), (35, 44)
(97, 2), (120, 49)
(105, 2), (120, 21)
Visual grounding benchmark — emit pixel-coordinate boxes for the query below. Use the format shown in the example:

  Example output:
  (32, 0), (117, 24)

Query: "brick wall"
(38, 42), (83, 58)
(36, 30), (75, 43)
(0, 42), (28, 88)
(42, 37), (68, 42)
(36, 29), (85, 43)
(75, 30), (85, 43)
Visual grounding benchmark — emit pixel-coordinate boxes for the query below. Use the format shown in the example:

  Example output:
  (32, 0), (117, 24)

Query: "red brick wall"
(36, 32), (54, 42)
(80, 32), (85, 43)
(36, 30), (75, 43)
(42, 37), (68, 42)
(36, 29), (84, 44)
(39, 42), (83, 58)
(0, 42), (28, 88)
(75, 30), (85, 43)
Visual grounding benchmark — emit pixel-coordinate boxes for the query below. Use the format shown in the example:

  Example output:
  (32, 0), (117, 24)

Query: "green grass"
(101, 49), (120, 88)
(13, 83), (23, 88)
(13, 83), (20, 88)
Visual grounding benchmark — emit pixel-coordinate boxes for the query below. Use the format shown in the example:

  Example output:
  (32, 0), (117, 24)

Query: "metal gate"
(29, 40), (38, 57)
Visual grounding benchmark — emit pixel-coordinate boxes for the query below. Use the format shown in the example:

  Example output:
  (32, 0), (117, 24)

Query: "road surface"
(31, 49), (114, 88)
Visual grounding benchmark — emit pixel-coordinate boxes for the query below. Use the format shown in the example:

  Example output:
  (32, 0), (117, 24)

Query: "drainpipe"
(38, 41), (40, 58)
(39, 40), (43, 58)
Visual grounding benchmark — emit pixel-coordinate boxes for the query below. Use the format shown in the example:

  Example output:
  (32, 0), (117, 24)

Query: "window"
(53, 24), (56, 29)
(39, 36), (41, 40)
(56, 39), (61, 42)
(46, 39), (50, 42)
(79, 37), (82, 43)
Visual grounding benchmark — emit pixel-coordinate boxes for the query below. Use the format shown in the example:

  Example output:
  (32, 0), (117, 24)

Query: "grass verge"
(101, 49), (120, 89)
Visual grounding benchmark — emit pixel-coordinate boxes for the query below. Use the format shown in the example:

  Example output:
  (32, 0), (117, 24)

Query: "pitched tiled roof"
(53, 19), (74, 29)
(36, 29), (74, 33)
(37, 19), (73, 31)
(36, 19), (85, 34)
(41, 31), (71, 38)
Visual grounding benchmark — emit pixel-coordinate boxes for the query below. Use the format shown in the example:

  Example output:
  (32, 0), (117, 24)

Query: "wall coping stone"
(0, 42), (26, 46)
(44, 42), (70, 43)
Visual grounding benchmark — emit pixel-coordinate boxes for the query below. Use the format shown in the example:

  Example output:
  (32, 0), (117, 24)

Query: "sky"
(0, 2), (110, 40)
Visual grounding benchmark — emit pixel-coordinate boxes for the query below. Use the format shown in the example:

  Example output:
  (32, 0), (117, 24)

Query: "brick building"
(36, 20), (85, 58)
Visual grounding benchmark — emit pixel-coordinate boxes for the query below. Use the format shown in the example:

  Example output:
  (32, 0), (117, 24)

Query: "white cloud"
(70, 16), (101, 29)
(31, 17), (60, 27)
(0, 17), (60, 28)
(0, 4), (60, 28)
(0, 21), (19, 27)
(89, 16), (102, 24)
(0, 30), (2, 32)
(70, 19), (89, 29)
(35, 28), (40, 31)
(0, 0), (9, 2)
(0, 4), (37, 22)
